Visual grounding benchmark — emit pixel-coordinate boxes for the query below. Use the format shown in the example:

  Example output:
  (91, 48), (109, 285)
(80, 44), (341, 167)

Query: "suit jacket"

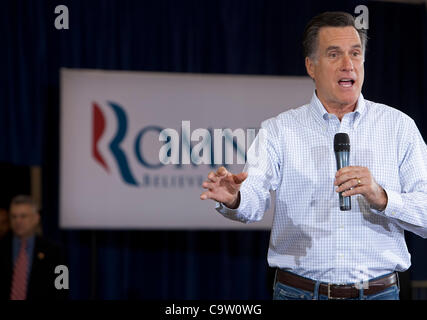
(0, 232), (68, 300)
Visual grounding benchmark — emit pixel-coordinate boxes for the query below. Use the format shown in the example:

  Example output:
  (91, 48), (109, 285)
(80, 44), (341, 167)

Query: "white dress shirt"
(216, 91), (427, 283)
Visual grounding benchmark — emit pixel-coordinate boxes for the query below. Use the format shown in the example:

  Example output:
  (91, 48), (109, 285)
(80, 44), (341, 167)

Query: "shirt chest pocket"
(351, 146), (401, 192)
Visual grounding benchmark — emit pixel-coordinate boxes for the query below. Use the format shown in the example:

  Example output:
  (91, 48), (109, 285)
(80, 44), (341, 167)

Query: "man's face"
(9, 204), (40, 239)
(0, 208), (9, 237)
(305, 26), (364, 109)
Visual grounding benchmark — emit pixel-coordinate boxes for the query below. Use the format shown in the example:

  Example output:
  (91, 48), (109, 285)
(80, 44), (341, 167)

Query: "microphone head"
(334, 133), (350, 152)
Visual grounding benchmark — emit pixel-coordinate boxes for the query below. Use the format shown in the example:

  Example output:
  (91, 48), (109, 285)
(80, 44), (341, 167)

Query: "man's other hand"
(200, 166), (248, 209)
(335, 166), (388, 211)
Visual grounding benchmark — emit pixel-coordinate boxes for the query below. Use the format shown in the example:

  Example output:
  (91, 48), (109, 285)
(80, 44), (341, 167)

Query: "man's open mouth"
(338, 78), (355, 88)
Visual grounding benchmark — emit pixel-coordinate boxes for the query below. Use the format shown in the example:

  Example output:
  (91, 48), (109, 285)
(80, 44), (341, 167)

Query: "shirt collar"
(310, 90), (366, 128)
(13, 234), (36, 251)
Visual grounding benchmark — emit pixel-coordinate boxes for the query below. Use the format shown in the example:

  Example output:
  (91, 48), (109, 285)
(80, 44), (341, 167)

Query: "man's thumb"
(233, 172), (248, 184)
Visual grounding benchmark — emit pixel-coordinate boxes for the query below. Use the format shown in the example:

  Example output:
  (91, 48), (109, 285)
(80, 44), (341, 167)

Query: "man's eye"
(329, 53), (337, 58)
(353, 52), (360, 56)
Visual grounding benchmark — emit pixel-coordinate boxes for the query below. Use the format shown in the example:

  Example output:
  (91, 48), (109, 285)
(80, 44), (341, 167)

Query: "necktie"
(10, 238), (29, 300)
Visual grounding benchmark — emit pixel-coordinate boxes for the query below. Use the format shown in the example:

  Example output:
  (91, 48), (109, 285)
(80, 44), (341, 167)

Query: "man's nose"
(340, 54), (354, 72)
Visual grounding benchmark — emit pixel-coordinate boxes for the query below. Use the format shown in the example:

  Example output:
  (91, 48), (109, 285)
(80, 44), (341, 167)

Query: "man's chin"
(337, 93), (360, 107)
(13, 231), (28, 238)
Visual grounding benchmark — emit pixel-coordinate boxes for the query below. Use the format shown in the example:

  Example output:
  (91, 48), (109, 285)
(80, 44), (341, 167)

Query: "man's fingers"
(207, 171), (218, 182)
(200, 190), (223, 202)
(335, 172), (361, 186)
(202, 181), (215, 190)
(336, 178), (361, 193)
(200, 168), (245, 203)
(342, 186), (367, 197)
(334, 172), (350, 186)
(217, 166), (228, 177)
(200, 191), (212, 200)
(335, 166), (361, 177)
(233, 172), (248, 184)
(335, 167), (367, 184)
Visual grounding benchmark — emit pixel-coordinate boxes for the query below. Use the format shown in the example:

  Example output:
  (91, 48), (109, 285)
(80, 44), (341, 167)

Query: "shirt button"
(339, 225), (344, 229)
(391, 212), (396, 216)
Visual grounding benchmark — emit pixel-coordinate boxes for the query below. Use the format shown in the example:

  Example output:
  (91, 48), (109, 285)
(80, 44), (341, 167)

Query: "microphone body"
(335, 150), (351, 210)
(334, 133), (351, 211)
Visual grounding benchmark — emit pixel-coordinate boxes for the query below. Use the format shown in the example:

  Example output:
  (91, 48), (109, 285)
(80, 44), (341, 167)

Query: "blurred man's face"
(10, 204), (40, 239)
(305, 26), (364, 110)
(0, 208), (9, 237)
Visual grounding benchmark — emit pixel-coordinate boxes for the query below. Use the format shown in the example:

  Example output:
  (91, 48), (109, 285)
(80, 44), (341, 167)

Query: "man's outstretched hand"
(200, 166), (248, 209)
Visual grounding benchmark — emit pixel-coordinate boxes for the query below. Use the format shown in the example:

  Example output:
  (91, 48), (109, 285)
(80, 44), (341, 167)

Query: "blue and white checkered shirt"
(216, 91), (427, 283)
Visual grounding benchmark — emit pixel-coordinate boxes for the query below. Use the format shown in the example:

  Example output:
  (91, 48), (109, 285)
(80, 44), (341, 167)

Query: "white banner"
(59, 69), (314, 229)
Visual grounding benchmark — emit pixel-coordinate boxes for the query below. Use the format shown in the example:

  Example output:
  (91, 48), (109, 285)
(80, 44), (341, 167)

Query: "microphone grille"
(334, 133), (350, 152)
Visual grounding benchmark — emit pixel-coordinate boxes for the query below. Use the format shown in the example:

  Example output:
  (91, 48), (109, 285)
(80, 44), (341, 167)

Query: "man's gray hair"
(302, 11), (368, 61)
(10, 195), (39, 213)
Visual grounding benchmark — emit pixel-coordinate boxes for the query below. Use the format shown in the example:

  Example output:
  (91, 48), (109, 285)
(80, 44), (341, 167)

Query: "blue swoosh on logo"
(107, 101), (138, 186)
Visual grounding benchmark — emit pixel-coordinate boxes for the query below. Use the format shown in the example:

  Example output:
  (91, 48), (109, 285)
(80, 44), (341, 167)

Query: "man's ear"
(305, 57), (315, 80)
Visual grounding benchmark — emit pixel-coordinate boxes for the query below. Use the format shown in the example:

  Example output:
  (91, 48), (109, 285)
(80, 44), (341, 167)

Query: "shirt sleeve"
(215, 118), (283, 223)
(371, 118), (427, 238)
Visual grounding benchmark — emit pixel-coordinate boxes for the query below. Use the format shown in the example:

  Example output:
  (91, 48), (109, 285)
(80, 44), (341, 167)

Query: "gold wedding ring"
(357, 178), (362, 186)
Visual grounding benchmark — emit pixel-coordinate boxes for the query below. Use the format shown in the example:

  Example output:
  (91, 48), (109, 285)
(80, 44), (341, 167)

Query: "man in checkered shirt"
(200, 12), (427, 300)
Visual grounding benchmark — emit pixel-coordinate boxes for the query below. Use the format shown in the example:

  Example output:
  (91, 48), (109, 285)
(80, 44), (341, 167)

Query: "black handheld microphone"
(334, 133), (351, 211)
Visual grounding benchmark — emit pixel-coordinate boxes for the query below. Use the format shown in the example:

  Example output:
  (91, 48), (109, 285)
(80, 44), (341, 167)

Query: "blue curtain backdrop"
(1, 0), (426, 299)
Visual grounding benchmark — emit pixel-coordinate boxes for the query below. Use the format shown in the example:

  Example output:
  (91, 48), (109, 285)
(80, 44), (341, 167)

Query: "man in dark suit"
(0, 195), (67, 300)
